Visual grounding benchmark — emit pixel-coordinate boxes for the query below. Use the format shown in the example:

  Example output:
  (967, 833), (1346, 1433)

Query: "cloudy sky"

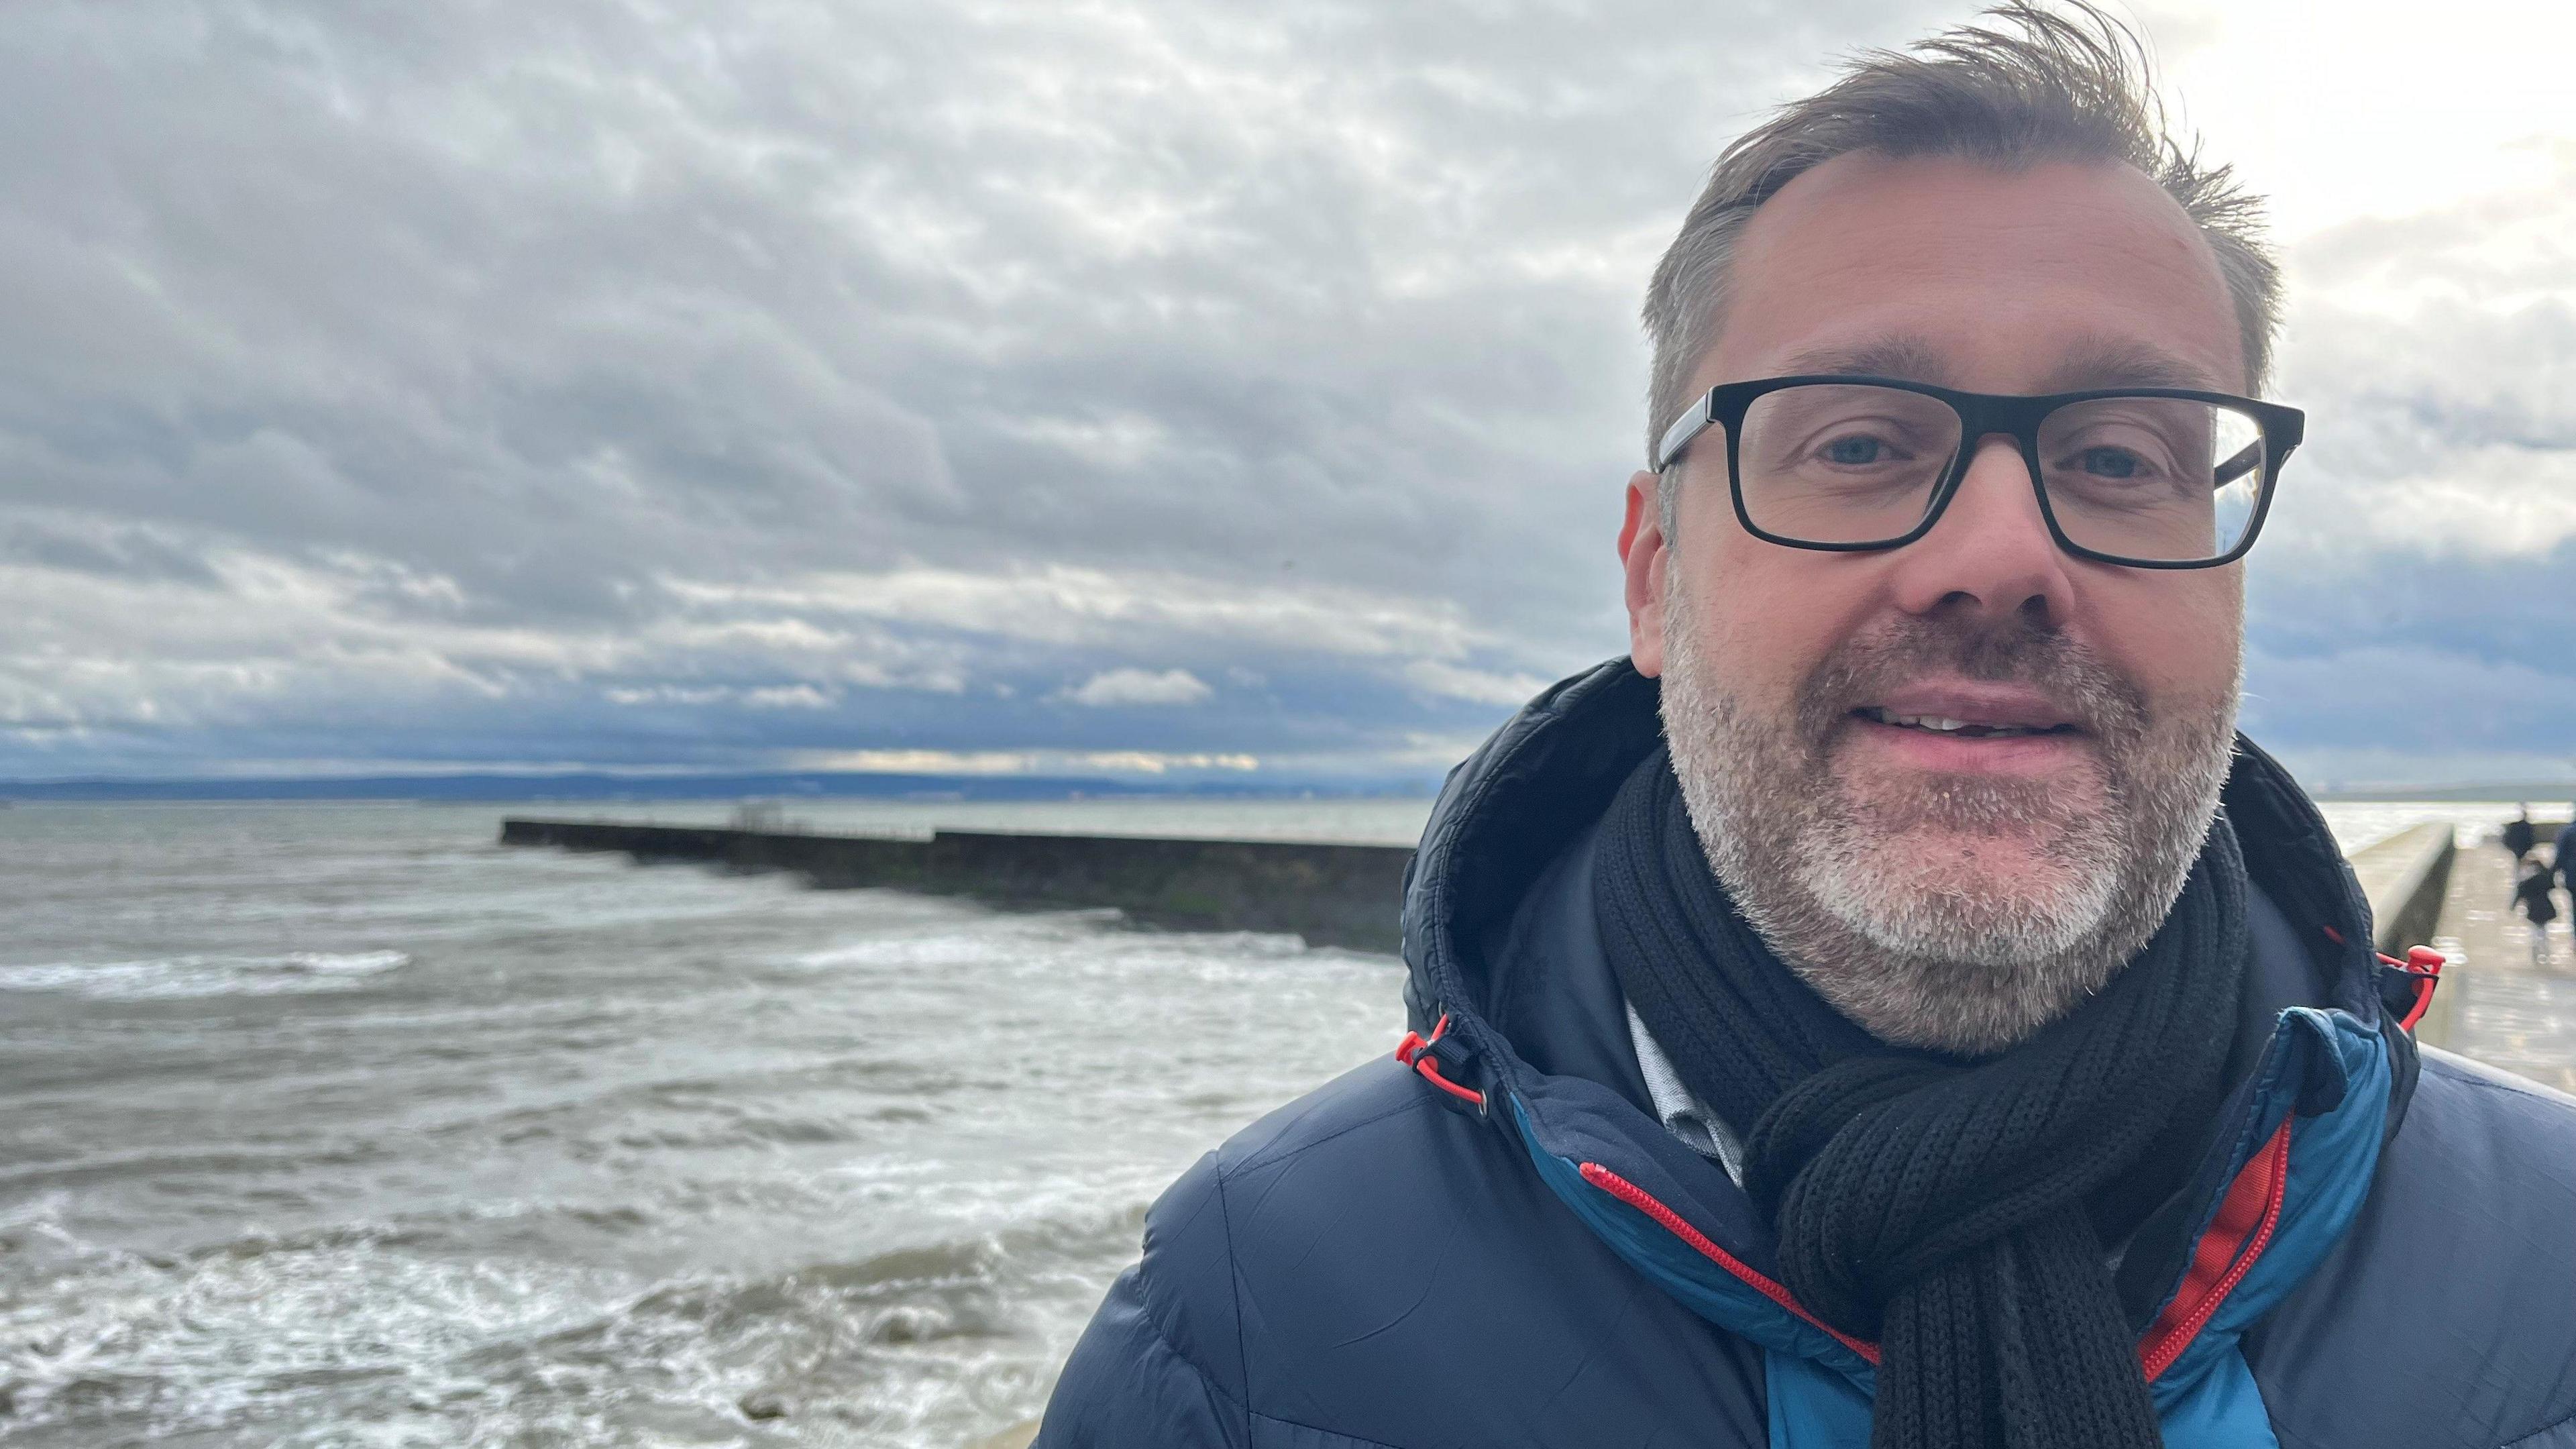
(5, 0), (2573, 789)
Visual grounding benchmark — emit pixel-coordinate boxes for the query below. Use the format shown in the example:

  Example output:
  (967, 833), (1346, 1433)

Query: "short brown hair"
(1642, 1), (2279, 468)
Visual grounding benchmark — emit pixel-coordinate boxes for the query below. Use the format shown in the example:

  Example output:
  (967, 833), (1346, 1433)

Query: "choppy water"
(0, 798), (2498, 1446)
(0, 804), (1401, 1447)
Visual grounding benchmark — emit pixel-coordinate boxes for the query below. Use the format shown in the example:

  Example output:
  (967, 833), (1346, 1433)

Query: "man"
(1040, 7), (2576, 1446)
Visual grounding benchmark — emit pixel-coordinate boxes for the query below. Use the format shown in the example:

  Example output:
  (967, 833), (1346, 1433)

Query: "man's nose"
(1883, 435), (2077, 626)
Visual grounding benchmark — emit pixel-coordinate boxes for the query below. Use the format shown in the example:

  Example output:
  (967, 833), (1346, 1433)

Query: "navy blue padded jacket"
(1040, 661), (2576, 1448)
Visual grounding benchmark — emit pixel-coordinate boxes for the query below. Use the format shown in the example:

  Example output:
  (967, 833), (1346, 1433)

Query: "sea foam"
(0, 949), (411, 1000)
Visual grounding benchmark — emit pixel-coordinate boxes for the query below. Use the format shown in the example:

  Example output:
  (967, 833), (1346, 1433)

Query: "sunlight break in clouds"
(1059, 669), (1214, 708)
(790, 748), (1259, 776)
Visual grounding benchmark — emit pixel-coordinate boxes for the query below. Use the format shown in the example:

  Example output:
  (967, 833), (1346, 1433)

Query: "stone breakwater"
(498, 818), (1413, 953)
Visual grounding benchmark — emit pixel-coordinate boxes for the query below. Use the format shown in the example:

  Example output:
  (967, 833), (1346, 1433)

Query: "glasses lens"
(2037, 398), (2267, 562)
(1735, 384), (1962, 545)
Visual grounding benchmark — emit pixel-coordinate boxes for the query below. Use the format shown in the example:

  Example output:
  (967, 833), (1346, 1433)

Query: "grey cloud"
(5, 0), (2562, 786)
(0, 514), (225, 588)
(3, 0), (1969, 776)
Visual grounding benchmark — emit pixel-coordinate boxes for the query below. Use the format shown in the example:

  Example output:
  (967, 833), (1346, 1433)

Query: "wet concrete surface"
(2429, 828), (2576, 1093)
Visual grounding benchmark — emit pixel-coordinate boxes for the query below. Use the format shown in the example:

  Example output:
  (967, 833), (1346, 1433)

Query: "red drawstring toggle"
(2380, 947), (2445, 1032)
(1394, 1013), (1487, 1110)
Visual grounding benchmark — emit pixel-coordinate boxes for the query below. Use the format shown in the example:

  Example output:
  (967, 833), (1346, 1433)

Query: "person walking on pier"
(2516, 859), (2561, 966)
(1043, 7), (2576, 1447)
(2557, 807), (2576, 902)
(2505, 804), (2538, 867)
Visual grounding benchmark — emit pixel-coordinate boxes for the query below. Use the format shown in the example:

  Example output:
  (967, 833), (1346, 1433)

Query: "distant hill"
(0, 771), (1426, 803)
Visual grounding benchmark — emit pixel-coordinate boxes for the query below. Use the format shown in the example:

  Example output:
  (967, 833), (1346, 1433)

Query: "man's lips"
(1850, 682), (2084, 739)
(1839, 680), (2090, 775)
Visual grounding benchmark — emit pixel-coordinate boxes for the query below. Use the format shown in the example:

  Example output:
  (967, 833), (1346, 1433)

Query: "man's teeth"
(1860, 706), (2055, 738)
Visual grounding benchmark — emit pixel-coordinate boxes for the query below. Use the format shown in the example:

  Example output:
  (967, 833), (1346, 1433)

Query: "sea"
(0, 797), (2514, 1447)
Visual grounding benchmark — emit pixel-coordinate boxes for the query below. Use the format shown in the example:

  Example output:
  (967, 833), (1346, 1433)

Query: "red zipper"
(2139, 1116), (2294, 1380)
(1577, 1161), (1881, 1365)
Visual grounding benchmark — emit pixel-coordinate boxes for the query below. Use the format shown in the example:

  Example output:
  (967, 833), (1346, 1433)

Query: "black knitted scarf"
(1594, 748), (2246, 1449)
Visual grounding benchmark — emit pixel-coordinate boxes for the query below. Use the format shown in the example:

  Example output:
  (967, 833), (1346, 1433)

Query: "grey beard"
(1657, 586), (2239, 1056)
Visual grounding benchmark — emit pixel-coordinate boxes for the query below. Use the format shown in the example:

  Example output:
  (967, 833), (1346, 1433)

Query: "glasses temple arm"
(1654, 400), (1717, 473)
(2214, 441), (2263, 487)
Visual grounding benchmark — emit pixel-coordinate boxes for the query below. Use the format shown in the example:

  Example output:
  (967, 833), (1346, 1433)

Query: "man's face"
(1620, 152), (2249, 1051)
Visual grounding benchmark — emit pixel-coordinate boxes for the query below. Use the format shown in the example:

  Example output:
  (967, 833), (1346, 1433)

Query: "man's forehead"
(1777, 334), (2229, 393)
(1709, 152), (2245, 395)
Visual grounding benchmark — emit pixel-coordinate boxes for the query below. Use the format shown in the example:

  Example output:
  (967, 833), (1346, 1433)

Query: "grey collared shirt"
(1624, 1002), (1749, 1186)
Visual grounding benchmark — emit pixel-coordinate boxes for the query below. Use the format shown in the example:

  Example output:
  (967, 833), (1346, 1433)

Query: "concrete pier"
(499, 818), (1412, 952)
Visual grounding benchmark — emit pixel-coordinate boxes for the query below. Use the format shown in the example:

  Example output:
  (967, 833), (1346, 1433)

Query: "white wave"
(0, 949), (411, 1000)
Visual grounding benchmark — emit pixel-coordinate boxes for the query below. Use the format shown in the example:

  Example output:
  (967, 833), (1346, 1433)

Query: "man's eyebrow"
(1769, 337), (2232, 393)
(1776, 336), (1954, 384)
(2042, 338), (2226, 392)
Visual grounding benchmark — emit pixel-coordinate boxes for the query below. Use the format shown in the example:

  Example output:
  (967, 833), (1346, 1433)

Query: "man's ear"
(1620, 470), (1669, 678)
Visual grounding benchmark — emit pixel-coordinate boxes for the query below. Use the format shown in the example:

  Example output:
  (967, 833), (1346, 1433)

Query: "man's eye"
(1821, 434), (1892, 466)
(2078, 445), (2147, 479)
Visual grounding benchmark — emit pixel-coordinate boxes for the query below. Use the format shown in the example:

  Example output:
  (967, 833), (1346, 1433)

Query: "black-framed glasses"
(1654, 375), (2305, 569)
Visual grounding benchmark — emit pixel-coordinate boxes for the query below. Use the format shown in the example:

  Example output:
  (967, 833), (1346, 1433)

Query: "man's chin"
(1821, 810), (2098, 896)
(1793, 854), (2119, 991)
(1822, 735), (2110, 842)
(1800, 762), (2119, 957)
